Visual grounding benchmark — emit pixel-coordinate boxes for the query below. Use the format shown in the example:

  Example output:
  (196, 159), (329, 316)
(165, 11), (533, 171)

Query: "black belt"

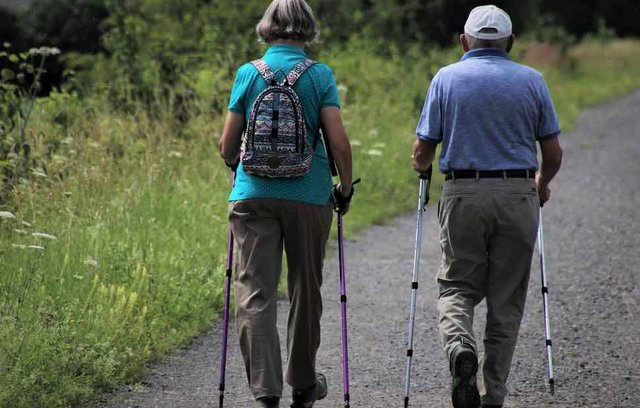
(445, 169), (535, 180)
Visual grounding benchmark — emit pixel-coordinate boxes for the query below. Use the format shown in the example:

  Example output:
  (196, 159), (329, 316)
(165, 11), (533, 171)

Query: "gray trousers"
(229, 198), (333, 399)
(436, 178), (539, 406)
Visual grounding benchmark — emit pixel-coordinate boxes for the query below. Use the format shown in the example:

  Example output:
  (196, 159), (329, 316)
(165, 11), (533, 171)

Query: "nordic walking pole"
(538, 206), (555, 395)
(337, 211), (350, 408)
(334, 178), (360, 408)
(403, 166), (432, 408)
(219, 173), (236, 407)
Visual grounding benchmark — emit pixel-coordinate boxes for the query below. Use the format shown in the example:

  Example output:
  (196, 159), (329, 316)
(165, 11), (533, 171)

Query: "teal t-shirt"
(227, 44), (340, 206)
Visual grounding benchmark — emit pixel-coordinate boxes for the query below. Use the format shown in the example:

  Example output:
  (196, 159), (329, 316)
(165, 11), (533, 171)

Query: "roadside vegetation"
(1, 1), (640, 406)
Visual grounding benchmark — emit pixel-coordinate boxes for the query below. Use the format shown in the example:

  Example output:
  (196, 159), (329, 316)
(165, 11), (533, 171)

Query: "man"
(411, 5), (563, 408)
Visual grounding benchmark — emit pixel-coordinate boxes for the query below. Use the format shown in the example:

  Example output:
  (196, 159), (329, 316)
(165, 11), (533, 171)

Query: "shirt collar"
(265, 44), (307, 57)
(461, 48), (510, 62)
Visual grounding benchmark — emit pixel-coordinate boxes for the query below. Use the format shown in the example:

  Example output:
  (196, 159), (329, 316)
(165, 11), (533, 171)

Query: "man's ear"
(460, 34), (470, 52)
(506, 34), (515, 53)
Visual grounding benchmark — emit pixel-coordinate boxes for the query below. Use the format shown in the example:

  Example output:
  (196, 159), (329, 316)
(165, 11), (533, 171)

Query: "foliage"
(20, 0), (108, 54)
(0, 44), (60, 204)
(539, 0), (640, 38)
(97, 0), (265, 113)
(2, 38), (640, 408)
(0, 7), (24, 50)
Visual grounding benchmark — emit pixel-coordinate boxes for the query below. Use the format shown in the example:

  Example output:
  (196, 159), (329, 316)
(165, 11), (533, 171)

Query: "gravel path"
(101, 91), (640, 407)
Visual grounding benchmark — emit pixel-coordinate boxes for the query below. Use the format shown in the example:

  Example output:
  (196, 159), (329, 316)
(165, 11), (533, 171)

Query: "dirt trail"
(102, 90), (640, 407)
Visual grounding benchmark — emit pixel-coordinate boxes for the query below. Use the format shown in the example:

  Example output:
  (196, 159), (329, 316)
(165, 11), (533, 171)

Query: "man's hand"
(536, 173), (551, 206)
(537, 136), (563, 206)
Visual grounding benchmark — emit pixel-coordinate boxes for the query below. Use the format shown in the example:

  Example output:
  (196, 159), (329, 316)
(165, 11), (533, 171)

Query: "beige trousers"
(229, 198), (333, 399)
(436, 178), (539, 406)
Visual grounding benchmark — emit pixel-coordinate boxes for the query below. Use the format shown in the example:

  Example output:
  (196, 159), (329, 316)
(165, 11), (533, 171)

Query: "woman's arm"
(218, 112), (245, 167)
(321, 106), (353, 194)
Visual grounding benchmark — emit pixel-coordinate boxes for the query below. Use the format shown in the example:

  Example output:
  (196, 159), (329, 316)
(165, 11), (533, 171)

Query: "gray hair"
(256, 0), (318, 44)
(465, 31), (510, 50)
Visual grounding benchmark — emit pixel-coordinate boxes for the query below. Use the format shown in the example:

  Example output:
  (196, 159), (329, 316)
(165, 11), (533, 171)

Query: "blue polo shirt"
(416, 48), (560, 172)
(227, 45), (340, 205)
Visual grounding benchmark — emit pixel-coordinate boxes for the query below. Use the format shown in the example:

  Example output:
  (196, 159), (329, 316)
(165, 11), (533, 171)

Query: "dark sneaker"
(450, 344), (480, 408)
(481, 405), (503, 408)
(257, 396), (280, 408)
(290, 373), (328, 408)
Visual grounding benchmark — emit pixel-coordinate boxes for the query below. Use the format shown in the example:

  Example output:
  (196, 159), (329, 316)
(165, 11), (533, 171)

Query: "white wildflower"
(0, 211), (16, 219)
(369, 129), (380, 137)
(63, 192), (73, 198)
(22, 221), (32, 227)
(169, 151), (183, 159)
(351, 140), (362, 147)
(337, 84), (349, 94)
(12, 244), (45, 250)
(366, 149), (383, 157)
(31, 168), (47, 178)
(73, 275), (84, 280)
(84, 257), (98, 267)
(373, 142), (386, 149)
(28, 46), (61, 56)
(14, 229), (28, 234)
(32, 232), (57, 240)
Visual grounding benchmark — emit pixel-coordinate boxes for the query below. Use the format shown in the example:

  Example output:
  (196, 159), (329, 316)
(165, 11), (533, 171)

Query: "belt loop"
(475, 170), (479, 182)
(502, 170), (507, 181)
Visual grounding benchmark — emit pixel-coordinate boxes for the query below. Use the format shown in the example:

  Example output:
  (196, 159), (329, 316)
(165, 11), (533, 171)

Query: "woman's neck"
(271, 39), (306, 49)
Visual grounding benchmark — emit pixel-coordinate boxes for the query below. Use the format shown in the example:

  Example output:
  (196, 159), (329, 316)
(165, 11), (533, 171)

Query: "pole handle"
(418, 165), (432, 181)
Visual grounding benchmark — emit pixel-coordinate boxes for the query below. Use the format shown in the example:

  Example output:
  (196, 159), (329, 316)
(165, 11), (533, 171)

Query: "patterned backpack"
(241, 58), (317, 178)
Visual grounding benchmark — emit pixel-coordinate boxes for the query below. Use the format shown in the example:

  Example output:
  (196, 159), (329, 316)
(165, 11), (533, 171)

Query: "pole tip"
(549, 378), (555, 395)
(404, 397), (409, 407)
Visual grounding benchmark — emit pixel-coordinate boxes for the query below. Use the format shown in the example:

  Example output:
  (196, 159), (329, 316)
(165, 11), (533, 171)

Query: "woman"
(218, 0), (354, 407)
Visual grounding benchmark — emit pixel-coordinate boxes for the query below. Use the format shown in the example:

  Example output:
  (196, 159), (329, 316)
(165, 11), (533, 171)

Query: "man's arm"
(218, 111), (245, 168)
(536, 136), (563, 206)
(412, 138), (438, 173)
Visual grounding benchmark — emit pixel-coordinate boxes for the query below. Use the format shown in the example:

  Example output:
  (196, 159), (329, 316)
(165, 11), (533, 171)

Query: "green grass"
(1, 38), (640, 407)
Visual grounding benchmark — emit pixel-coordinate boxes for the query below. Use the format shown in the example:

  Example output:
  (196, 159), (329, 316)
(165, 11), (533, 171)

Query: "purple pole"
(337, 213), (351, 407)
(219, 227), (233, 407)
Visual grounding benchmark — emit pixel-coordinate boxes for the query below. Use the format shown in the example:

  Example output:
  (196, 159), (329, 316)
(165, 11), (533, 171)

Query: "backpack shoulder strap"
(286, 58), (316, 86)
(251, 58), (275, 84)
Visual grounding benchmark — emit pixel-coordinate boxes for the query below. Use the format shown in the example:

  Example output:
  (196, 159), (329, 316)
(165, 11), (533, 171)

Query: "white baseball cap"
(464, 5), (512, 40)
